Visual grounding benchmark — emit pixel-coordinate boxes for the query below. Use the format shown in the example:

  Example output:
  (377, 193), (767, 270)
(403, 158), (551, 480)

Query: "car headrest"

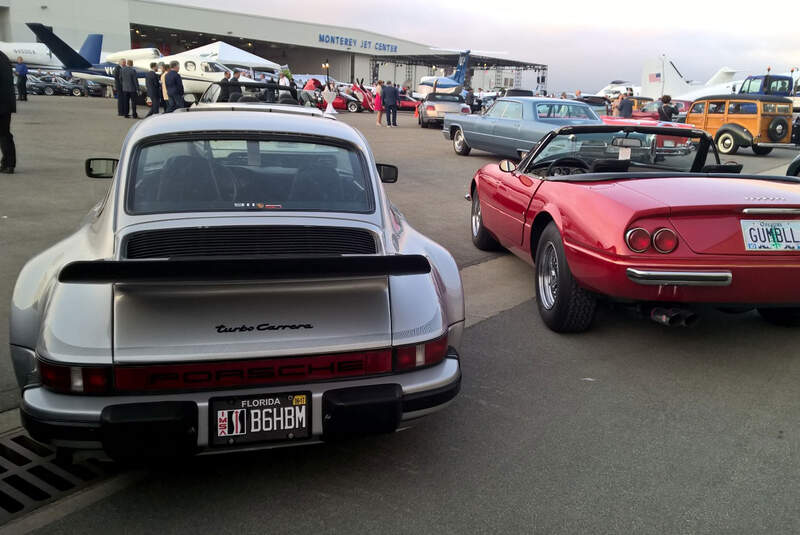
(590, 159), (631, 173)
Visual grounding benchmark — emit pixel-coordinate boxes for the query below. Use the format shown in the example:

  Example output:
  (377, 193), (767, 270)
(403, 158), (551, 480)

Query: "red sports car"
(631, 99), (693, 121)
(397, 94), (420, 111)
(467, 124), (800, 332)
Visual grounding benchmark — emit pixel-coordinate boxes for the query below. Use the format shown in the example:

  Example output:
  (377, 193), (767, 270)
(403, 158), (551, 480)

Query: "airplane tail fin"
(705, 67), (737, 87)
(26, 22), (91, 69)
(640, 56), (690, 99)
(78, 33), (103, 65)
(452, 51), (470, 86)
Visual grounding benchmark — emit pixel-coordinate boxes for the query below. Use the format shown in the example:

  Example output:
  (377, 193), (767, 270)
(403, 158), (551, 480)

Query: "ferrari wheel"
(716, 132), (738, 155)
(751, 144), (773, 156)
(347, 101), (359, 113)
(44, 86), (55, 96)
(758, 307), (800, 326)
(470, 189), (499, 250)
(535, 222), (596, 332)
(453, 128), (471, 155)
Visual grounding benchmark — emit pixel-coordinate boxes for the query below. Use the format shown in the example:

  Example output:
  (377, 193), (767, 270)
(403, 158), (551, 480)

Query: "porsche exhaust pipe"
(649, 307), (698, 327)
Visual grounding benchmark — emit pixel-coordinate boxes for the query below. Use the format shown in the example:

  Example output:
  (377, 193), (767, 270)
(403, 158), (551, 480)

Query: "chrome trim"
(626, 268), (732, 286)
(625, 228), (651, 253)
(742, 208), (800, 215)
(652, 228), (678, 254)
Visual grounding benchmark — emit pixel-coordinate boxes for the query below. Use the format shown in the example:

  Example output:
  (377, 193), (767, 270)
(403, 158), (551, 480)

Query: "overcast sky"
(166, 0), (799, 91)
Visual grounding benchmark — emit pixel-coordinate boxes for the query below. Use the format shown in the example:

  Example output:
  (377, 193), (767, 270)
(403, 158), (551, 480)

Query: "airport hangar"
(0, 0), (547, 91)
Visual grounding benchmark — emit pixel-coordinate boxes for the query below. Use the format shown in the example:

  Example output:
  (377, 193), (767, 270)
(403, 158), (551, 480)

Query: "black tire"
(44, 86), (55, 96)
(453, 128), (471, 155)
(768, 117), (789, 142)
(470, 189), (500, 250)
(71, 87), (82, 97)
(347, 101), (359, 113)
(534, 222), (597, 332)
(758, 308), (800, 326)
(716, 132), (738, 155)
(751, 144), (773, 156)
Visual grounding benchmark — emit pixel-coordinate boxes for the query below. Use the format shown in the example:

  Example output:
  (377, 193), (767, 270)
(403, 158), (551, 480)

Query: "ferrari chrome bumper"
(626, 268), (733, 287)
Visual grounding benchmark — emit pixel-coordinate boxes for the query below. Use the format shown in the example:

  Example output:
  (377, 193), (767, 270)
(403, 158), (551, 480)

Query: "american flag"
(648, 73), (662, 83)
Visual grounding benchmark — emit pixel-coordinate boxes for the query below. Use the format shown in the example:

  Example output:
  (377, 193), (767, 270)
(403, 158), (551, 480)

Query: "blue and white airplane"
(0, 32), (102, 70)
(416, 50), (471, 96)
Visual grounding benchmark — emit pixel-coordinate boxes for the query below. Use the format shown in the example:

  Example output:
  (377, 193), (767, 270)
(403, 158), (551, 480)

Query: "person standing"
(228, 70), (242, 101)
(0, 52), (17, 173)
(165, 60), (185, 112)
(15, 57), (27, 102)
(381, 80), (398, 127)
(145, 62), (161, 117)
(658, 94), (679, 122)
(121, 59), (139, 118)
(113, 58), (126, 117)
(159, 63), (169, 113)
(617, 93), (633, 118)
(219, 70), (231, 102)
(374, 81), (383, 126)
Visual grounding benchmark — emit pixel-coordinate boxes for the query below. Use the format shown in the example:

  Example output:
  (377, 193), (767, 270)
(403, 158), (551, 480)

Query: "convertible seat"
(157, 155), (218, 202)
(590, 159), (631, 173)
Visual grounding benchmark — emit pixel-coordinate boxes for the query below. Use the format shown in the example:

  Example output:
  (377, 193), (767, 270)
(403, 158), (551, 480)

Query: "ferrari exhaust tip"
(649, 307), (698, 327)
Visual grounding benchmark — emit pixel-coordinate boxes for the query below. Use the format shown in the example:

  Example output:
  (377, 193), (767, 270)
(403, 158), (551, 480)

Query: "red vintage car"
(305, 78), (364, 112)
(397, 94), (420, 111)
(467, 123), (800, 332)
(631, 99), (693, 120)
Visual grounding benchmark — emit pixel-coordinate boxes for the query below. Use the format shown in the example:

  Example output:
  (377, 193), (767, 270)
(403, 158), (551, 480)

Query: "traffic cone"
(414, 105), (419, 119)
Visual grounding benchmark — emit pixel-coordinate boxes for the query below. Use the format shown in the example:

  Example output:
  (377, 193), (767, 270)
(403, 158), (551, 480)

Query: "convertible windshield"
(526, 128), (710, 176)
(128, 138), (373, 214)
(536, 103), (598, 119)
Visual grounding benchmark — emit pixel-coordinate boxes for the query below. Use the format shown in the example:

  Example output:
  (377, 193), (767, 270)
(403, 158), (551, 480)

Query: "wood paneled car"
(686, 94), (794, 156)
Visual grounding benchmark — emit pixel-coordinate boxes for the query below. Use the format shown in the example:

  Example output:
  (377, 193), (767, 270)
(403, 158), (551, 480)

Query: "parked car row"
(19, 74), (106, 97)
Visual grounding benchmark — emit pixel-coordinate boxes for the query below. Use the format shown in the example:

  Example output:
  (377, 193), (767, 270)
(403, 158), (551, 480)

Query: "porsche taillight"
(393, 335), (449, 371)
(38, 359), (111, 394)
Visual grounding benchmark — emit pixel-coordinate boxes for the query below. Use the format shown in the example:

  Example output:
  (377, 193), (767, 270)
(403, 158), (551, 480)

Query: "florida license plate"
(210, 391), (311, 447)
(741, 220), (800, 251)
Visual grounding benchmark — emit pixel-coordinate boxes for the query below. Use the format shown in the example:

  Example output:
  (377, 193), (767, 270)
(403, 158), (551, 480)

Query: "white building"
(0, 0), (546, 91)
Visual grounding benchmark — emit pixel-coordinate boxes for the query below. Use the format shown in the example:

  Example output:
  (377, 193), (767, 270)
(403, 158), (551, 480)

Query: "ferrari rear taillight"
(38, 359), (111, 394)
(625, 228), (651, 253)
(653, 228), (679, 253)
(426, 105), (435, 112)
(393, 335), (449, 371)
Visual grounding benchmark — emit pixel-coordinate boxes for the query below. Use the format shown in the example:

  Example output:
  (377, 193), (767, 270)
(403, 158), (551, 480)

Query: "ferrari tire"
(716, 132), (738, 155)
(71, 88), (82, 97)
(768, 117), (789, 142)
(453, 128), (471, 155)
(470, 189), (499, 250)
(44, 86), (55, 96)
(347, 101), (359, 113)
(534, 222), (596, 333)
(758, 307), (800, 326)
(751, 144), (773, 156)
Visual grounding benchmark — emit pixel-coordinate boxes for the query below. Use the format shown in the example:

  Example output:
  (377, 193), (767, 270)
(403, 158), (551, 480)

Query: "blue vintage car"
(442, 97), (602, 159)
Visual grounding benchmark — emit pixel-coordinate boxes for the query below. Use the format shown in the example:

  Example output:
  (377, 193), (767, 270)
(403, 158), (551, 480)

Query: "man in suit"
(121, 59), (139, 118)
(113, 58), (126, 116)
(0, 52), (16, 173)
(381, 81), (399, 127)
(14, 57), (27, 102)
(145, 62), (161, 117)
(165, 61), (185, 112)
(228, 70), (242, 102)
(218, 70), (231, 103)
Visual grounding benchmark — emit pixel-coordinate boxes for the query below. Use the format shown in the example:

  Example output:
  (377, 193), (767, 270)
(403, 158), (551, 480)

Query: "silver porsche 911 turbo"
(9, 104), (464, 459)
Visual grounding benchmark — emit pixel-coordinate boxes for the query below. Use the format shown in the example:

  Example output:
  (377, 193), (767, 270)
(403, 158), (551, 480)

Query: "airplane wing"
(26, 23), (92, 69)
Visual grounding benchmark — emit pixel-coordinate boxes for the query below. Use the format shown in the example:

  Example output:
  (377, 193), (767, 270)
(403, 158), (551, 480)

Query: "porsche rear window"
(127, 138), (373, 214)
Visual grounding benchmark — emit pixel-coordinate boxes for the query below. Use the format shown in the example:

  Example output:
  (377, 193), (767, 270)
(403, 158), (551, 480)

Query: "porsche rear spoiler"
(58, 255), (431, 284)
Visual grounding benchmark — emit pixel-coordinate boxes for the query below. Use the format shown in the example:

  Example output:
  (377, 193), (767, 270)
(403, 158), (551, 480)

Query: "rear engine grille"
(124, 226), (377, 258)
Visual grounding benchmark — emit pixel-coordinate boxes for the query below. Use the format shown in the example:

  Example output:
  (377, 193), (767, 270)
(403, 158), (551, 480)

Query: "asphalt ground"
(2, 97), (800, 533)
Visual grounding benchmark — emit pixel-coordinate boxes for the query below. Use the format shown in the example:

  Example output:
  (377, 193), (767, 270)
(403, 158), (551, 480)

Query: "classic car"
(466, 123), (800, 332)
(37, 75), (85, 96)
(575, 95), (611, 117)
(631, 99), (692, 121)
(197, 80), (299, 106)
(685, 94), (794, 156)
(418, 93), (470, 128)
(398, 94), (420, 111)
(10, 104), (464, 459)
(444, 97), (602, 159)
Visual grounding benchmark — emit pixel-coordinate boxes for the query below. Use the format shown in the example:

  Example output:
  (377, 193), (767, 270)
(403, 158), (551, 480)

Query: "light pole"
(322, 60), (330, 86)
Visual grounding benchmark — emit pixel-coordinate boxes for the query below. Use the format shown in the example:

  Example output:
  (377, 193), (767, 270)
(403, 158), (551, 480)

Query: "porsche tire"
(758, 307), (800, 327)
(347, 101), (359, 113)
(535, 223), (596, 332)
(453, 128), (471, 155)
(470, 189), (499, 250)
(44, 86), (55, 96)
(751, 144), (773, 156)
(716, 132), (738, 155)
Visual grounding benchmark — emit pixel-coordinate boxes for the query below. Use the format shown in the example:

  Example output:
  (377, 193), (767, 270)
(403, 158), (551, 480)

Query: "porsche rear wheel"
(716, 132), (738, 155)
(453, 128), (471, 155)
(470, 189), (499, 250)
(758, 308), (800, 326)
(535, 222), (596, 332)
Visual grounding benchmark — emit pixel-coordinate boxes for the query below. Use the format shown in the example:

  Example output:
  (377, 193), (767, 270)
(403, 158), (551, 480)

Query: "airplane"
(0, 33), (103, 69)
(415, 48), (507, 97)
(26, 23), (239, 99)
(595, 80), (641, 98)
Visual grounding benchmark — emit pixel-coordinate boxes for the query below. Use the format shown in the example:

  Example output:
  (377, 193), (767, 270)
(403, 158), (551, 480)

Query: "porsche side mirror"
(498, 159), (517, 173)
(85, 158), (118, 179)
(376, 163), (398, 183)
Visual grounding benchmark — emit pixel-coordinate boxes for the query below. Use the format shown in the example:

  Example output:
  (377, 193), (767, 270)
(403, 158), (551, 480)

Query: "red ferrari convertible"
(467, 124), (800, 332)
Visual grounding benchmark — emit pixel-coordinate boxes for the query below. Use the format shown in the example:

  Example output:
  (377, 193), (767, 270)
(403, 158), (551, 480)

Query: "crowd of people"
(113, 58), (188, 118)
